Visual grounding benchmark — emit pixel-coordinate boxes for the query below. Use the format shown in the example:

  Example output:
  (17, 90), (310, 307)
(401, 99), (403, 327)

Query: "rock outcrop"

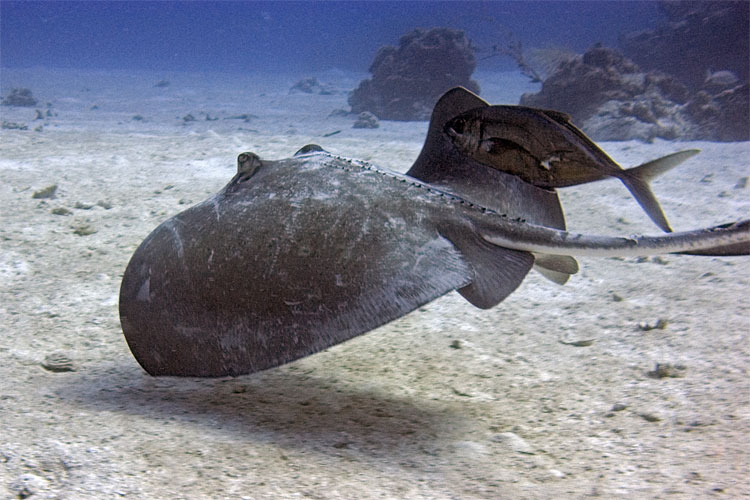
(520, 45), (749, 142)
(349, 28), (480, 121)
(620, 1), (749, 92)
(1, 88), (38, 107)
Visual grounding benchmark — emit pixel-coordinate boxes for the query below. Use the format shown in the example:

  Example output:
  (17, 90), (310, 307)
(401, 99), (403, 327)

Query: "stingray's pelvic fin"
(440, 225), (534, 309)
(619, 149), (701, 233)
(532, 254), (580, 285)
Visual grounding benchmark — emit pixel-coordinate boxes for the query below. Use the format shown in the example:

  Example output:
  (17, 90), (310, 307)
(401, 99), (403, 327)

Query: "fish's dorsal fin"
(540, 108), (573, 125)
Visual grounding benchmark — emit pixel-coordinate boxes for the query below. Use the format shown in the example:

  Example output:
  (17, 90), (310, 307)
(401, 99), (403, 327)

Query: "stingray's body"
(119, 88), (749, 378)
(120, 148), (539, 376)
(120, 144), (749, 377)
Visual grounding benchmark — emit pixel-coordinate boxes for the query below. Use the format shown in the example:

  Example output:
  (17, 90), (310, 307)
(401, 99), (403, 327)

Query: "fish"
(119, 145), (749, 377)
(408, 87), (578, 285)
(443, 103), (701, 232)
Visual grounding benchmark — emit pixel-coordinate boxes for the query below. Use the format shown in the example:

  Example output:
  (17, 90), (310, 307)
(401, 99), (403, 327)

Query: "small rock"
(647, 362), (686, 379)
(41, 352), (76, 372)
(182, 114), (196, 123)
(493, 432), (535, 454)
(1, 88), (38, 107)
(449, 340), (462, 349)
(51, 207), (72, 216)
(2, 121), (28, 130)
(548, 468), (566, 478)
(328, 108), (351, 118)
(290, 77), (334, 95)
(637, 318), (668, 331)
(639, 412), (661, 422)
(734, 177), (748, 189)
(225, 113), (257, 122)
(611, 403), (628, 412)
(353, 111), (379, 129)
(72, 224), (97, 236)
(612, 293), (624, 302)
(558, 338), (595, 347)
(10, 473), (48, 498)
(74, 201), (94, 210)
(132, 114), (145, 121)
(32, 184), (57, 199)
(96, 200), (113, 210)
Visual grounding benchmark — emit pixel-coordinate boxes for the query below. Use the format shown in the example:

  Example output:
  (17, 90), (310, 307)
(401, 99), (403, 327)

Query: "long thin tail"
(482, 219), (750, 257)
(619, 149), (701, 233)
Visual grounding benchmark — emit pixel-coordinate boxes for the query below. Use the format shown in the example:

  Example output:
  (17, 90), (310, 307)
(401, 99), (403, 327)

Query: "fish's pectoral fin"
(441, 225), (534, 309)
(532, 253), (579, 285)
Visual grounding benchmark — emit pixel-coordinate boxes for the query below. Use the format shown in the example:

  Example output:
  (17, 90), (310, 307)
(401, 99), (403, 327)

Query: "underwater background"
(2, 1), (665, 74)
(1, 2), (749, 499)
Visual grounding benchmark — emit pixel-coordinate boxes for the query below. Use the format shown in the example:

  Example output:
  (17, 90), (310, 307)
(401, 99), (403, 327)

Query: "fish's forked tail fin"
(620, 149), (701, 233)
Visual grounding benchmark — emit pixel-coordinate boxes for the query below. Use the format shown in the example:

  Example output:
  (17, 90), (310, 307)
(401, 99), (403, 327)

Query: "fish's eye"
(451, 118), (467, 133)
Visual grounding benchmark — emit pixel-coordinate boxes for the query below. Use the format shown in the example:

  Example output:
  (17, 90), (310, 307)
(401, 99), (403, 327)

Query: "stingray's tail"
(619, 149), (701, 233)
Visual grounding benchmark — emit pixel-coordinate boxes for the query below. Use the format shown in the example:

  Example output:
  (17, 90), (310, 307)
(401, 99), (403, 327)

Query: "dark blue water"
(1, 1), (663, 74)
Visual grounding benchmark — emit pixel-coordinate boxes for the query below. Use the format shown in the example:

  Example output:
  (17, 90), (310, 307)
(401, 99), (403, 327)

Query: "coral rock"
(349, 28), (480, 121)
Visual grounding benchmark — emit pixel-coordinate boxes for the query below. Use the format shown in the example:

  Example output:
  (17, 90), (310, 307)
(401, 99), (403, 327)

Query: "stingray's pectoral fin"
(441, 225), (534, 309)
(619, 150), (701, 233)
(532, 253), (579, 285)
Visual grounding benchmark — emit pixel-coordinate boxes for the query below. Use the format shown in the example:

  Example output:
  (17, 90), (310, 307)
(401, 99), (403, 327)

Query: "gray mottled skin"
(120, 145), (749, 377)
(119, 148), (535, 376)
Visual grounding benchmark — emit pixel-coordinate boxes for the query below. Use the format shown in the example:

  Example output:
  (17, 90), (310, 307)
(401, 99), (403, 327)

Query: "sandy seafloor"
(1, 67), (749, 499)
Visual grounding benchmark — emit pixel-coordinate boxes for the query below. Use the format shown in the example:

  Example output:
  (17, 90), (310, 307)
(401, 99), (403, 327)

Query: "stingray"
(443, 99), (700, 232)
(119, 143), (749, 377)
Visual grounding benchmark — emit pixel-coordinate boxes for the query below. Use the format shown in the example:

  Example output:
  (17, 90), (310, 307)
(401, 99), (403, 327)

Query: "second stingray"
(443, 99), (700, 232)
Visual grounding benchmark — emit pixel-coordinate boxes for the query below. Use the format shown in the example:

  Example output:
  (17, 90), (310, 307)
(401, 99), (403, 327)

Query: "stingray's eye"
(237, 152), (262, 180)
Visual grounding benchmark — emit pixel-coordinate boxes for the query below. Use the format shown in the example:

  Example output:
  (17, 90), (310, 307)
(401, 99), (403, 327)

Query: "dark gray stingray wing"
(120, 155), (474, 377)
